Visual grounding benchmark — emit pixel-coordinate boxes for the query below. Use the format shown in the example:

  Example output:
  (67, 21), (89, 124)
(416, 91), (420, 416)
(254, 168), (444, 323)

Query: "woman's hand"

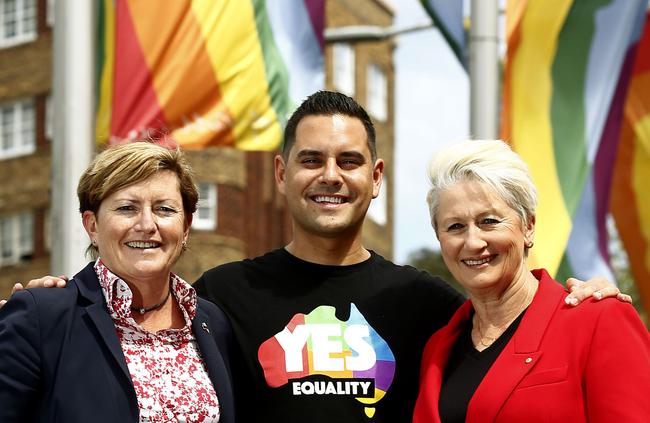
(564, 276), (632, 306)
(0, 276), (68, 308)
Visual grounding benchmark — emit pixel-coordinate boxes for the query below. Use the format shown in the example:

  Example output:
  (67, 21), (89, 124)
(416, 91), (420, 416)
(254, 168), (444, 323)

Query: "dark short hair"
(282, 90), (377, 161)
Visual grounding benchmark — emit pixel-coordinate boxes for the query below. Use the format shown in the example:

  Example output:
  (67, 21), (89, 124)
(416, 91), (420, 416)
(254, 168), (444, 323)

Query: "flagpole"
(469, 0), (499, 139)
(51, 0), (95, 275)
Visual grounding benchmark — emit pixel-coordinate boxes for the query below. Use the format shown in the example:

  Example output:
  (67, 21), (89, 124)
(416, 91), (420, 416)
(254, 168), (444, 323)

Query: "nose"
(320, 158), (343, 185)
(134, 207), (157, 234)
(464, 225), (487, 251)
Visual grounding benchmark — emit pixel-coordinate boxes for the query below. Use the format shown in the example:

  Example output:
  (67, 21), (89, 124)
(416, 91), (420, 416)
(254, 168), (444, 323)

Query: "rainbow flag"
(611, 12), (650, 314)
(502, 0), (648, 278)
(96, 0), (324, 150)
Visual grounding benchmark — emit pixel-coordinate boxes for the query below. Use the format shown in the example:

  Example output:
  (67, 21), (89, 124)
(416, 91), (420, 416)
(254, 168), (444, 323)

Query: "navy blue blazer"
(0, 262), (235, 423)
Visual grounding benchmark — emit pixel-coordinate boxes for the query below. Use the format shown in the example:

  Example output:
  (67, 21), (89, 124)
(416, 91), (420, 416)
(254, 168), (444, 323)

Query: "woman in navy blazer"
(0, 142), (235, 422)
(413, 140), (650, 422)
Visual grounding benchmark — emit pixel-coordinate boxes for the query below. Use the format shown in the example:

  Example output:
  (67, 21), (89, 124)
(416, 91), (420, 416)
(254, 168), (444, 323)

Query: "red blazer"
(413, 269), (650, 423)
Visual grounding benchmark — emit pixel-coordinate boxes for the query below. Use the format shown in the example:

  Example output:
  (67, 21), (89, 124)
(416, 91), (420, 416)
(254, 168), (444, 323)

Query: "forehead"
(437, 180), (511, 217)
(292, 114), (370, 157)
(104, 171), (181, 200)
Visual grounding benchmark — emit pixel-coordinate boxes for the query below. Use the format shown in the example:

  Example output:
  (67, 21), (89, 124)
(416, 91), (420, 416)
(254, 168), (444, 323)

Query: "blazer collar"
(73, 262), (132, 381)
(192, 306), (235, 423)
(466, 269), (566, 423)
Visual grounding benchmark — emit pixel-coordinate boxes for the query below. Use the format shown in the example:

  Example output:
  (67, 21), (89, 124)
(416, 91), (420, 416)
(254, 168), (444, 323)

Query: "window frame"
(332, 42), (355, 96)
(366, 63), (388, 122)
(0, 211), (34, 267)
(0, 98), (36, 160)
(0, 0), (38, 48)
(193, 182), (217, 231)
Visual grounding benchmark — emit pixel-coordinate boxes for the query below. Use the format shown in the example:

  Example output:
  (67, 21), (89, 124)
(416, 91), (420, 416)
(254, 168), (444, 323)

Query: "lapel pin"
(525, 357), (533, 364)
(201, 322), (210, 334)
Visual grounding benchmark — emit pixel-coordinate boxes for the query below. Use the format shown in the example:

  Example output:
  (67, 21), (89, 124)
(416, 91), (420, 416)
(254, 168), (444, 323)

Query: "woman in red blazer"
(413, 140), (650, 423)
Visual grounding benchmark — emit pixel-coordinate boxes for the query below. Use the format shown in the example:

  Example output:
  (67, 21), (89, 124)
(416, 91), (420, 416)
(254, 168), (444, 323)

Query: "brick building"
(0, 0), (395, 296)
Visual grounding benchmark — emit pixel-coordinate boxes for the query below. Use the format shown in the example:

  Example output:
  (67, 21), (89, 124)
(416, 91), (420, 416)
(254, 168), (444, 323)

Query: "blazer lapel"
(466, 269), (565, 423)
(74, 263), (132, 381)
(419, 301), (474, 423)
(193, 307), (234, 423)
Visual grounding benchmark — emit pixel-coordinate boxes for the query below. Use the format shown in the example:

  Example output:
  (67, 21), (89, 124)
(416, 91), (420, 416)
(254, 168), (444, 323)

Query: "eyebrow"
(295, 149), (322, 159)
(295, 149), (367, 162)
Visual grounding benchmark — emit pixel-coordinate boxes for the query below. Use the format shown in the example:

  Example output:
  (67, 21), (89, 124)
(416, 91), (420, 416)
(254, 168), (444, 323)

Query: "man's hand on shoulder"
(564, 276), (632, 306)
(0, 276), (68, 309)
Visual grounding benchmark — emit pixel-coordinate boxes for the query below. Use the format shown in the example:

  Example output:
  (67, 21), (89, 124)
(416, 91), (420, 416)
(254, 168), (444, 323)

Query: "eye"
(116, 205), (135, 212)
(157, 205), (178, 214)
(339, 159), (361, 170)
(481, 218), (500, 225)
(447, 223), (464, 231)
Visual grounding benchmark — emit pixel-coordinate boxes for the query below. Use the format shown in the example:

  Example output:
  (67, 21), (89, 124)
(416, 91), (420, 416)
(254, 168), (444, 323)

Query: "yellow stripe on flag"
(95, 0), (115, 144)
(509, 0), (573, 273)
(192, 0), (282, 150)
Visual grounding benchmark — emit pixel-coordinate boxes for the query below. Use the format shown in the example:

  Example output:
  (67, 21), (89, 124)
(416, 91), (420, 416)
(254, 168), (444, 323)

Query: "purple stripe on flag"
(594, 41), (642, 260)
(304, 0), (325, 50)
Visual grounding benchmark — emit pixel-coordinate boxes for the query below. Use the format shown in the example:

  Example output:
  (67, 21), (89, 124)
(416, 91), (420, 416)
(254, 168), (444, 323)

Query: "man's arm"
(564, 276), (632, 306)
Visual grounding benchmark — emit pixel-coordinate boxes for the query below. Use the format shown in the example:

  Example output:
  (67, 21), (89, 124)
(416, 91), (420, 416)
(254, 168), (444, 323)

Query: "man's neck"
(285, 234), (370, 266)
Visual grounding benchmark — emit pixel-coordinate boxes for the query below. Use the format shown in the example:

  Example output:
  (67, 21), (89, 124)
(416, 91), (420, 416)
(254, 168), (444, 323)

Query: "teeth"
(314, 195), (343, 204)
(126, 241), (159, 249)
(463, 257), (493, 266)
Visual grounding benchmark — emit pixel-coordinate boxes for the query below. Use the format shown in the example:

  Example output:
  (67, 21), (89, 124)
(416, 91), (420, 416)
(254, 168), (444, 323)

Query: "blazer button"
(202, 322), (210, 333)
(525, 357), (533, 364)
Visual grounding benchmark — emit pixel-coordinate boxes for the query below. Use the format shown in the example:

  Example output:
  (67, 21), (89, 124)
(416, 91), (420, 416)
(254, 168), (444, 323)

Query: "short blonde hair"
(77, 141), (199, 257)
(426, 139), (537, 232)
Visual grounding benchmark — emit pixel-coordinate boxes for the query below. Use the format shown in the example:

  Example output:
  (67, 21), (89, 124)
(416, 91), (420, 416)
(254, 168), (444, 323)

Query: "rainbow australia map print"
(258, 304), (396, 418)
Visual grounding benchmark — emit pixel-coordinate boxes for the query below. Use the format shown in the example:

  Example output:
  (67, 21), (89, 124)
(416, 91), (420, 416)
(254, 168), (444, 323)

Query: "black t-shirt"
(194, 248), (464, 422)
(438, 310), (526, 423)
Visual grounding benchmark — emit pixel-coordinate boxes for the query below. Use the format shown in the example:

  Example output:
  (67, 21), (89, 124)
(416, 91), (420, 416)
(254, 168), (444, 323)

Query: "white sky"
(392, 0), (470, 263)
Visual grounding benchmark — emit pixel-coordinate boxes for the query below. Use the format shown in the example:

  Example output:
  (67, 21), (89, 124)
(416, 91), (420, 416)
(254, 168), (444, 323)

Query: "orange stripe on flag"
(125, 0), (234, 148)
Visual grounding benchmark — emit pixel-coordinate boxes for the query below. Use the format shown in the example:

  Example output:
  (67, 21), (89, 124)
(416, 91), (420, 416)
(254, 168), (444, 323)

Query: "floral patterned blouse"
(95, 259), (220, 422)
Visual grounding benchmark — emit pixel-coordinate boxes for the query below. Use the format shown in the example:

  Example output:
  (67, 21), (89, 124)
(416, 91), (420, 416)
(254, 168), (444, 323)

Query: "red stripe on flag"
(110, 0), (166, 142)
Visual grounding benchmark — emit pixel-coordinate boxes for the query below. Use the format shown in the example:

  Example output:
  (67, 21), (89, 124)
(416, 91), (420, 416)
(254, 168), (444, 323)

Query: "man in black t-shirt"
(193, 91), (465, 421)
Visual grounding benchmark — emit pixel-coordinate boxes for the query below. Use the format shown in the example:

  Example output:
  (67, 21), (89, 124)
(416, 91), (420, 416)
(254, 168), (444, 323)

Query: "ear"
(82, 211), (98, 243)
(184, 212), (193, 240)
(524, 214), (536, 246)
(371, 159), (384, 199)
(274, 154), (288, 195)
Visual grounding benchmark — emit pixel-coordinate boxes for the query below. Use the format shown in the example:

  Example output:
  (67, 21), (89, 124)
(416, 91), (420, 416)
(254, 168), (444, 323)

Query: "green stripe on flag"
(252, 0), (291, 129)
(95, 0), (107, 108)
(550, 0), (608, 216)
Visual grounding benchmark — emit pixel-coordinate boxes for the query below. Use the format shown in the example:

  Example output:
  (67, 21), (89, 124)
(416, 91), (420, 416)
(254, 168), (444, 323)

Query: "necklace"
(130, 289), (171, 315)
(474, 316), (498, 348)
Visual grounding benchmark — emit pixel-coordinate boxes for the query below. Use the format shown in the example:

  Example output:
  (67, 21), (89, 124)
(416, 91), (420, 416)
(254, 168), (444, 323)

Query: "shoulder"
(194, 249), (286, 299)
(371, 252), (465, 300)
(196, 296), (230, 324)
(199, 249), (283, 280)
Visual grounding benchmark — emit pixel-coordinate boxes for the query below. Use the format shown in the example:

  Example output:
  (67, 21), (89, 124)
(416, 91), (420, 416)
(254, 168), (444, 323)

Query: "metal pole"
(51, 0), (95, 275)
(469, 0), (499, 139)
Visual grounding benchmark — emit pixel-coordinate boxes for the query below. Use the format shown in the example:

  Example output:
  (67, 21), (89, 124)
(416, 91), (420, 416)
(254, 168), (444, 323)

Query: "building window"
(367, 184), (387, 226)
(0, 98), (36, 159)
(0, 211), (33, 267)
(193, 183), (217, 231)
(367, 63), (387, 121)
(333, 43), (355, 96)
(0, 0), (37, 47)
